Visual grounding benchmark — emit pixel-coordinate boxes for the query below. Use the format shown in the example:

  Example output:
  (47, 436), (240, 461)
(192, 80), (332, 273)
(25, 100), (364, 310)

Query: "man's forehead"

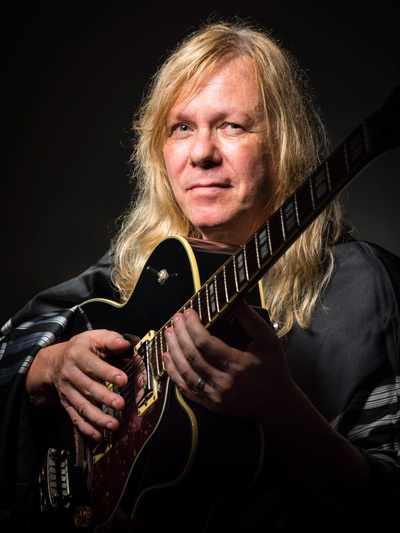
(167, 56), (261, 118)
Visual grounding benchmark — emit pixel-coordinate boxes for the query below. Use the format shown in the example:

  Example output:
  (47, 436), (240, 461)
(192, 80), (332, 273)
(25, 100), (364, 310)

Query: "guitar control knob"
(145, 265), (170, 285)
(73, 506), (92, 528)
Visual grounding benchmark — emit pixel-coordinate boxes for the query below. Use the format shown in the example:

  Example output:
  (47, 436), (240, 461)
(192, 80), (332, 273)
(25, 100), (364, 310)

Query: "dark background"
(3, 0), (399, 326)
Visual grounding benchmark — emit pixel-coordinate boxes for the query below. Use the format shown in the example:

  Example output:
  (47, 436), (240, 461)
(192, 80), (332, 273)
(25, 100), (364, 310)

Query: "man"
(1, 20), (399, 532)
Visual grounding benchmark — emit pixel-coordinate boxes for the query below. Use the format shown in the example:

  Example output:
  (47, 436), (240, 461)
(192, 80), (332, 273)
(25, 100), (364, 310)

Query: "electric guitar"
(36, 87), (399, 532)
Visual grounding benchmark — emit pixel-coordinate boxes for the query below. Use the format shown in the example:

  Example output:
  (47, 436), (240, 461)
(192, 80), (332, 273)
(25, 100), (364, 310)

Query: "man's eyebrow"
(166, 109), (254, 123)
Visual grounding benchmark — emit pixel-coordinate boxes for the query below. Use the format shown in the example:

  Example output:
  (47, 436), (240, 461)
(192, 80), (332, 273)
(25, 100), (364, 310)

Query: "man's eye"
(174, 124), (191, 132)
(225, 123), (243, 131)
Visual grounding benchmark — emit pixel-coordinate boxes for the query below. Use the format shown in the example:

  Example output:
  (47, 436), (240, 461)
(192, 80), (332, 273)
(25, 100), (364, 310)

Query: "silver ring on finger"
(192, 377), (206, 395)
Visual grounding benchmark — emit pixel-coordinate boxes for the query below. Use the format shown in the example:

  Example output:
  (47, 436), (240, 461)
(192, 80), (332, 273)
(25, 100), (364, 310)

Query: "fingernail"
(106, 421), (113, 430)
(115, 374), (122, 384)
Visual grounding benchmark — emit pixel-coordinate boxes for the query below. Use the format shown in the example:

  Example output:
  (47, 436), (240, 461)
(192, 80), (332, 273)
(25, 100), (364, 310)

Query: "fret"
(311, 166), (330, 208)
(267, 211), (284, 255)
(326, 146), (347, 190)
(325, 161), (332, 191)
(235, 250), (247, 284)
(282, 197), (298, 239)
(223, 265), (229, 304)
(191, 295), (199, 315)
(254, 232), (261, 268)
(309, 177), (316, 210)
(244, 239), (259, 280)
(267, 221), (272, 255)
(279, 207), (286, 241)
(153, 333), (164, 377)
(226, 261), (238, 302)
(347, 125), (366, 168)
(243, 245), (249, 281)
(294, 193), (300, 226)
(205, 284), (211, 322)
(213, 275), (221, 313)
(200, 287), (210, 324)
(214, 270), (226, 309)
(154, 335), (160, 377)
(257, 226), (269, 263)
(296, 179), (314, 226)
(203, 289), (210, 321)
(206, 280), (218, 321)
(197, 292), (202, 322)
(232, 255), (239, 292)
(159, 329), (165, 354)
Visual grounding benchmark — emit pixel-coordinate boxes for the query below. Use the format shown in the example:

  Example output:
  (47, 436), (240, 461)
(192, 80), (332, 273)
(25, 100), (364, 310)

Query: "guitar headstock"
(366, 85), (400, 154)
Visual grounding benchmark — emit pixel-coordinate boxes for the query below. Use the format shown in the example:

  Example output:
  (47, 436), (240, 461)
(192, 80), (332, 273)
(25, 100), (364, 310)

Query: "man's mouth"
(188, 181), (231, 190)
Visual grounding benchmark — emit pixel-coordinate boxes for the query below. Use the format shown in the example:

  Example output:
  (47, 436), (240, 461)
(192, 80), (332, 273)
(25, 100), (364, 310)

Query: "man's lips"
(187, 182), (231, 190)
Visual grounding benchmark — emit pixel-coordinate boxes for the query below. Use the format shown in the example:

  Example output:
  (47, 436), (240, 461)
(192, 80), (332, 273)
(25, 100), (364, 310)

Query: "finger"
(163, 322), (210, 394)
(171, 313), (204, 370)
(163, 324), (196, 390)
(162, 348), (210, 401)
(82, 368), (126, 411)
(62, 396), (118, 441)
(63, 402), (103, 441)
(88, 329), (132, 358)
(170, 311), (226, 381)
(68, 335), (129, 389)
(122, 333), (141, 347)
(182, 309), (241, 370)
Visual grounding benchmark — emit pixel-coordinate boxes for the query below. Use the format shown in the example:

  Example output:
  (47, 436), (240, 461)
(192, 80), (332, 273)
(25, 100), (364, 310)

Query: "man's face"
(163, 55), (276, 245)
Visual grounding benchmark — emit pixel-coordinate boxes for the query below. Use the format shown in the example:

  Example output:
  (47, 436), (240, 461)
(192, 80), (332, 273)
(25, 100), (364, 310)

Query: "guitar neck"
(181, 117), (383, 326)
(148, 89), (399, 381)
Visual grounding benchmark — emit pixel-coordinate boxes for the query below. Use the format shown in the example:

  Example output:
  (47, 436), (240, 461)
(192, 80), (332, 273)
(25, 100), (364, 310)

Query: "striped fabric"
(331, 378), (400, 467)
(0, 308), (78, 385)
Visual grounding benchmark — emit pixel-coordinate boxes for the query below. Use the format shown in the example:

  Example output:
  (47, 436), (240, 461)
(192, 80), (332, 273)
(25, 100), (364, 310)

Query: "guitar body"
(37, 237), (265, 532)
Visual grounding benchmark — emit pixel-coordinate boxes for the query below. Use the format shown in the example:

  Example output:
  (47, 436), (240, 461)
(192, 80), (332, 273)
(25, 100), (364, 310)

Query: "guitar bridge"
(137, 335), (159, 416)
(137, 380), (158, 416)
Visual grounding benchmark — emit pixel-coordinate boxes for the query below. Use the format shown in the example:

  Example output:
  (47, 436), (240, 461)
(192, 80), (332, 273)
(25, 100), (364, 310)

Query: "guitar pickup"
(39, 447), (72, 512)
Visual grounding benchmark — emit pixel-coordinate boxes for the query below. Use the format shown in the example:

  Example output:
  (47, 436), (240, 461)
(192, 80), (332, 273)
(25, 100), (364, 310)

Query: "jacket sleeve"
(0, 252), (117, 530)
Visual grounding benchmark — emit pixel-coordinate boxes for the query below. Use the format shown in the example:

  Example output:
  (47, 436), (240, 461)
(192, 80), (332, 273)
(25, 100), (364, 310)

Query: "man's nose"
(189, 130), (222, 168)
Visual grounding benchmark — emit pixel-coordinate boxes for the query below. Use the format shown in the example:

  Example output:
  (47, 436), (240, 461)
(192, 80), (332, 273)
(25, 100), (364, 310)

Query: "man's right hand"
(25, 330), (133, 440)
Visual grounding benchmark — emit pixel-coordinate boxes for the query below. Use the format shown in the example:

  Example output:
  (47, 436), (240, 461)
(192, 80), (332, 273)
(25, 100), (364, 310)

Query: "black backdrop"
(3, 0), (399, 326)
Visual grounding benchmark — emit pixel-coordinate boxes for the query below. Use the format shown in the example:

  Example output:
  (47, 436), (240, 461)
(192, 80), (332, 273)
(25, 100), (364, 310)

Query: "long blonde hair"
(111, 19), (350, 336)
